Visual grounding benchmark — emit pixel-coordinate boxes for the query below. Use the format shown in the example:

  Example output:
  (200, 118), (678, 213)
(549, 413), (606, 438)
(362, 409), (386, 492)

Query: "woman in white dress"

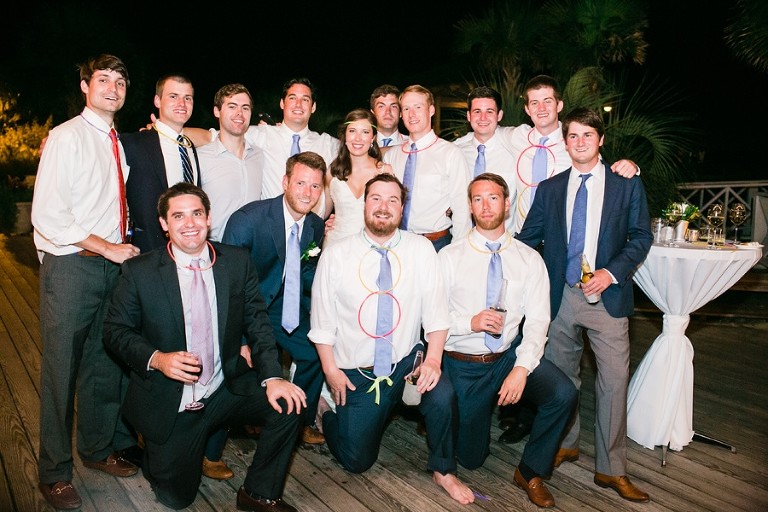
(324, 109), (392, 246)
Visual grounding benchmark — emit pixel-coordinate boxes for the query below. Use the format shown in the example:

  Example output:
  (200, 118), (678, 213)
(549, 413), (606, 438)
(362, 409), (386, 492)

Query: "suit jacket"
(516, 163), (652, 318)
(221, 195), (324, 316)
(103, 242), (281, 444)
(122, 130), (201, 253)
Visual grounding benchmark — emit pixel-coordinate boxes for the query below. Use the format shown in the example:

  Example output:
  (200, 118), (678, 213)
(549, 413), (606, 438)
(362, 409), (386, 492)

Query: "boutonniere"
(301, 241), (321, 261)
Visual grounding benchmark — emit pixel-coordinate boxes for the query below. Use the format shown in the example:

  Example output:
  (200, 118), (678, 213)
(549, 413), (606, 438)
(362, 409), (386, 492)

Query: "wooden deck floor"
(1, 233), (766, 512)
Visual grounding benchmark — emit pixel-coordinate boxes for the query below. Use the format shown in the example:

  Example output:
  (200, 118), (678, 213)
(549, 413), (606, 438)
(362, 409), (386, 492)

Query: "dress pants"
(142, 384), (300, 509)
(38, 253), (123, 483)
(321, 345), (458, 475)
(444, 347), (577, 476)
(546, 284), (631, 475)
(268, 296), (323, 428)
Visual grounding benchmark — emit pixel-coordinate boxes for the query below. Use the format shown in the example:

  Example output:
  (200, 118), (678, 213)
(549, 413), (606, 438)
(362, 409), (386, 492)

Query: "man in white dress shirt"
(439, 173), (577, 508)
(198, 83), (264, 242)
(32, 53), (140, 511)
(370, 84), (407, 149)
(383, 85), (471, 251)
(309, 173), (475, 505)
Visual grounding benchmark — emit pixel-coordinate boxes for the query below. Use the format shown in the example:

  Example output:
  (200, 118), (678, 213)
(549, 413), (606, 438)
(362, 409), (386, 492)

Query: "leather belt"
(76, 250), (102, 257)
(445, 350), (504, 363)
(420, 229), (450, 241)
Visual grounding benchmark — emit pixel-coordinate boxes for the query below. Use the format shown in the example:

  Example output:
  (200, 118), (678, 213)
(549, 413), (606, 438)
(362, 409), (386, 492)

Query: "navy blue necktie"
(474, 144), (486, 177)
(530, 136), (549, 203)
(484, 242), (502, 352)
(282, 223), (301, 332)
(178, 135), (194, 184)
(400, 143), (417, 229)
(566, 173), (592, 286)
(374, 248), (393, 377)
(290, 134), (301, 156)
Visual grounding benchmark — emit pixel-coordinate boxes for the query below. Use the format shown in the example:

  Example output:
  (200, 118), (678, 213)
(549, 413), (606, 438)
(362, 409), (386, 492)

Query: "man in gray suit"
(517, 107), (652, 503)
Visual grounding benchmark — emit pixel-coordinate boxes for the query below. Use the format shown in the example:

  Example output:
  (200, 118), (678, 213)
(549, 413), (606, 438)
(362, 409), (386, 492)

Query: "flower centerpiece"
(662, 202), (700, 242)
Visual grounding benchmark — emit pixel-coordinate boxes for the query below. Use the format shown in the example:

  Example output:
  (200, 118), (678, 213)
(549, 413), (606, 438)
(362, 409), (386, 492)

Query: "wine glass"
(666, 203), (682, 224)
(706, 204), (724, 229)
(185, 353), (205, 411)
(729, 203), (747, 244)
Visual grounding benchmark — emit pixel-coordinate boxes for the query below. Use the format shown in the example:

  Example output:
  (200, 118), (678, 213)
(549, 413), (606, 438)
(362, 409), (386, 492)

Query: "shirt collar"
(170, 244), (210, 269)
(282, 198), (307, 232)
(156, 119), (182, 139)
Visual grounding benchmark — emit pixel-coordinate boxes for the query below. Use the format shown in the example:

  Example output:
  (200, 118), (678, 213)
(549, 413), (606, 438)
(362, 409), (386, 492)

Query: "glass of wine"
(666, 203), (682, 224)
(729, 203), (747, 244)
(706, 204), (724, 230)
(185, 353), (205, 411)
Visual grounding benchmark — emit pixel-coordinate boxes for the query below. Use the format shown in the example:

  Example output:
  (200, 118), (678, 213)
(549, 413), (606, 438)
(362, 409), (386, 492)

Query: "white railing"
(676, 180), (768, 238)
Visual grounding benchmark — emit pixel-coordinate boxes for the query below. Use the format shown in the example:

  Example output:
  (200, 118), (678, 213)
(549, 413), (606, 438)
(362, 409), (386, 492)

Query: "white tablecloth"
(627, 242), (763, 450)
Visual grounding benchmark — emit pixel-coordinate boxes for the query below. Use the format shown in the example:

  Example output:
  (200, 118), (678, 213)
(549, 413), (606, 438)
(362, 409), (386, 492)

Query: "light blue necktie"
(281, 223), (301, 332)
(190, 258), (214, 384)
(374, 248), (393, 377)
(530, 136), (549, 203)
(178, 135), (194, 183)
(290, 134), (301, 156)
(474, 144), (486, 177)
(566, 173), (592, 286)
(400, 143), (417, 230)
(484, 242), (503, 352)
(382, 137), (392, 147)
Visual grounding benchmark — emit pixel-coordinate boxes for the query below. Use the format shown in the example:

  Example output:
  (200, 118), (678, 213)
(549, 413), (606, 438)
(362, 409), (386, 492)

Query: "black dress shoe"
(119, 445), (144, 468)
(499, 421), (532, 444)
(237, 487), (297, 512)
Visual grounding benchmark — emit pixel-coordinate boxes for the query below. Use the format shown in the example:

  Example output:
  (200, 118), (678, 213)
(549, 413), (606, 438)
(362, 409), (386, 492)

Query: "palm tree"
(725, 0), (768, 74)
(451, 0), (698, 212)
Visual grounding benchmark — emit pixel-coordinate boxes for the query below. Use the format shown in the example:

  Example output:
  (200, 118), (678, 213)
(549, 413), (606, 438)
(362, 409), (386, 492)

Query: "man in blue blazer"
(104, 183), (305, 511)
(223, 151), (326, 445)
(517, 108), (652, 503)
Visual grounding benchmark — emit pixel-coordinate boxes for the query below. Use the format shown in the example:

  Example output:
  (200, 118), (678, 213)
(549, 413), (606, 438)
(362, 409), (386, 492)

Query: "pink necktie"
(190, 258), (214, 385)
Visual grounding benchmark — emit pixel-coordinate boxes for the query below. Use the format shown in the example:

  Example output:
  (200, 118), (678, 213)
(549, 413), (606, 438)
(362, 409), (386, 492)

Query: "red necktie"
(109, 128), (128, 243)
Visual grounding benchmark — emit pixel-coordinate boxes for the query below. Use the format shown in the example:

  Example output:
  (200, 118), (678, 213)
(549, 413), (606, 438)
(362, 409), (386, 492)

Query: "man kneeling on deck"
(104, 183), (304, 511)
(308, 174), (475, 504)
(438, 173), (578, 508)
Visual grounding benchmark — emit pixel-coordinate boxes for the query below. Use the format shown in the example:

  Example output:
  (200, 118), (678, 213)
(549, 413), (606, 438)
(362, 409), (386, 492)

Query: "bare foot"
(433, 472), (475, 505)
(315, 395), (332, 434)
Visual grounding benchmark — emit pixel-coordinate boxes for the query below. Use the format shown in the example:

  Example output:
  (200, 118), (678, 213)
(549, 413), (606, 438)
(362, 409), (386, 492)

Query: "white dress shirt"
(377, 130), (407, 147)
(566, 162), (606, 273)
(199, 136), (264, 241)
(439, 229), (550, 372)
(154, 120), (198, 186)
(32, 107), (127, 259)
(383, 130), (472, 239)
(454, 131), (519, 232)
(500, 124), (572, 234)
(172, 246), (223, 412)
(309, 230), (449, 369)
(240, 123), (339, 217)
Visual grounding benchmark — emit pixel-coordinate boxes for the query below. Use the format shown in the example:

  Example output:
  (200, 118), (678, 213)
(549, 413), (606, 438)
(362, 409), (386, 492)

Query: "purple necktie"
(400, 143), (417, 230)
(374, 248), (393, 377)
(190, 258), (214, 385)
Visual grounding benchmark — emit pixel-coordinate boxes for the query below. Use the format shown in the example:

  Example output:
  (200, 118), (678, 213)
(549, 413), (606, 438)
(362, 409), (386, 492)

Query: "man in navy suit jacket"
(122, 74), (201, 253)
(223, 151), (326, 444)
(104, 183), (305, 511)
(516, 108), (652, 503)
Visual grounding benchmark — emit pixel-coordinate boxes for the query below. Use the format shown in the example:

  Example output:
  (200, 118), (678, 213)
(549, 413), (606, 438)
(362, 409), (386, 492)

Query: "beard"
(474, 211), (505, 231)
(366, 210), (399, 237)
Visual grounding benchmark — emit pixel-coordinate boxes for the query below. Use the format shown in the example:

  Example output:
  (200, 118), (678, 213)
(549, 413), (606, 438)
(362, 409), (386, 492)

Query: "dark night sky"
(1, 0), (765, 180)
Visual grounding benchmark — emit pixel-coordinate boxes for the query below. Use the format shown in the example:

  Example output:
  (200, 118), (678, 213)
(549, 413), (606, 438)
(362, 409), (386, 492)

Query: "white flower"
(308, 246), (321, 258)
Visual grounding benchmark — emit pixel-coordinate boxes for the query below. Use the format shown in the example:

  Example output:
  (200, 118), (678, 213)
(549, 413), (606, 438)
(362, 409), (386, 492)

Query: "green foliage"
(0, 93), (50, 178)
(725, 0), (768, 74)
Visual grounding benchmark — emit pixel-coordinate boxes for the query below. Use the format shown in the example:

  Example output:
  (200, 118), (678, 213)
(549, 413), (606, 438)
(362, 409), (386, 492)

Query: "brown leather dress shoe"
(552, 447), (579, 468)
(514, 468), (555, 508)
(237, 487), (297, 511)
(202, 456), (235, 480)
(301, 426), (325, 444)
(82, 451), (138, 477)
(39, 481), (82, 510)
(594, 473), (650, 502)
